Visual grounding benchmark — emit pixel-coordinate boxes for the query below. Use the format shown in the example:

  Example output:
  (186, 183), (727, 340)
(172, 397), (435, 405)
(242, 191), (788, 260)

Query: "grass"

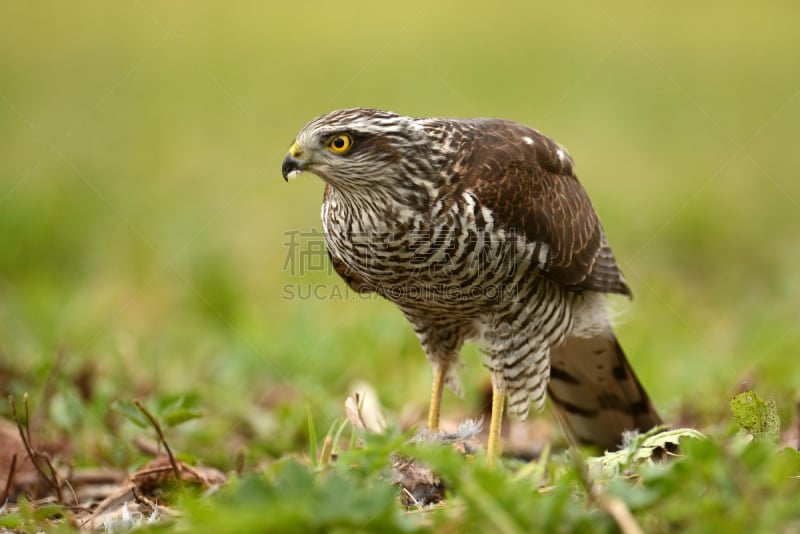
(1, 1), (799, 531)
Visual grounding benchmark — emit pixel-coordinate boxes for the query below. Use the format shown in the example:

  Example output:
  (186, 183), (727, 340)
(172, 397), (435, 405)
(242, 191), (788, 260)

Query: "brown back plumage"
(456, 119), (631, 296)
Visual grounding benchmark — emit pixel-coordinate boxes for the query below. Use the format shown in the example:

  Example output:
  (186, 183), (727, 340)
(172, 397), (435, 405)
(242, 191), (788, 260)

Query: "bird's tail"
(547, 332), (662, 451)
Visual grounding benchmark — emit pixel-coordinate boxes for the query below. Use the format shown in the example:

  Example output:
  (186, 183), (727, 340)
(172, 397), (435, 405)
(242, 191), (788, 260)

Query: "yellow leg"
(487, 381), (504, 468)
(427, 362), (448, 430)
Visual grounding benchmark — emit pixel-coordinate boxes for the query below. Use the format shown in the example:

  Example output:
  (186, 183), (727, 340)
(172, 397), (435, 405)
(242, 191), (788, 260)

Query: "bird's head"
(282, 108), (431, 193)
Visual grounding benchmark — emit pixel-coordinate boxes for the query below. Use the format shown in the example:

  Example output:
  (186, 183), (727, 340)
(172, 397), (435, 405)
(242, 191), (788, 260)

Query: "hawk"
(282, 108), (661, 463)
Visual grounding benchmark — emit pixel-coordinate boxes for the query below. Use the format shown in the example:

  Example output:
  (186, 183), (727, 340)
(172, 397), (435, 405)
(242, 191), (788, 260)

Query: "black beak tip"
(282, 155), (303, 182)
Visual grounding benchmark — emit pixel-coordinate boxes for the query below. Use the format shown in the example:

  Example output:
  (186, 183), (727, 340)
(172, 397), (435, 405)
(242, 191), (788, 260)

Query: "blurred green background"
(1, 2), (798, 462)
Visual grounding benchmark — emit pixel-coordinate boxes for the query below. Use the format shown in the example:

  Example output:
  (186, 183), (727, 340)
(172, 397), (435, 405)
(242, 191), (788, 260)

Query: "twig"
(402, 487), (424, 511)
(570, 448), (644, 534)
(132, 400), (181, 481)
(344, 393), (368, 449)
(592, 488), (642, 533)
(344, 393), (367, 430)
(131, 465), (176, 479)
(591, 487), (643, 534)
(131, 483), (159, 513)
(9, 394), (63, 502)
(0, 453), (17, 505)
(44, 455), (78, 505)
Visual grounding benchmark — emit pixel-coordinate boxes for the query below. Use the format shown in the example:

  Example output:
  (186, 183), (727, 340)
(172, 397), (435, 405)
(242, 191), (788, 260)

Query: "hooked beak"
(282, 142), (307, 181)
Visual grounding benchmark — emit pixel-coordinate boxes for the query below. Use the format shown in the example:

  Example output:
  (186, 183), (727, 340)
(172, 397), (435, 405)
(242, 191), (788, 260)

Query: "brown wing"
(461, 119), (630, 296)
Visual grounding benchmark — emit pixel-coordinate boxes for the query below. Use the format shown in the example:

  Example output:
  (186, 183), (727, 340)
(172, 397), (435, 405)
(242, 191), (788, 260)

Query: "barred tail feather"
(547, 332), (661, 451)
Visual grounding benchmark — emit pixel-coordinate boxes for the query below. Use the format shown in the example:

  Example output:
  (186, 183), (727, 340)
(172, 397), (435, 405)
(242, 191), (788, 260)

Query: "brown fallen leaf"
(78, 457), (226, 530)
(0, 417), (41, 500)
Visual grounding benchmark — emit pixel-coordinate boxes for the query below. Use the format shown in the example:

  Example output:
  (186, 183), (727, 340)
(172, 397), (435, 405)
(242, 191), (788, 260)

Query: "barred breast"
(323, 185), (580, 418)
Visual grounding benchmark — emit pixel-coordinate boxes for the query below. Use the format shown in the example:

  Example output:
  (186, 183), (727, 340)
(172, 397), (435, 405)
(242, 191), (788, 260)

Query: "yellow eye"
(327, 133), (353, 154)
